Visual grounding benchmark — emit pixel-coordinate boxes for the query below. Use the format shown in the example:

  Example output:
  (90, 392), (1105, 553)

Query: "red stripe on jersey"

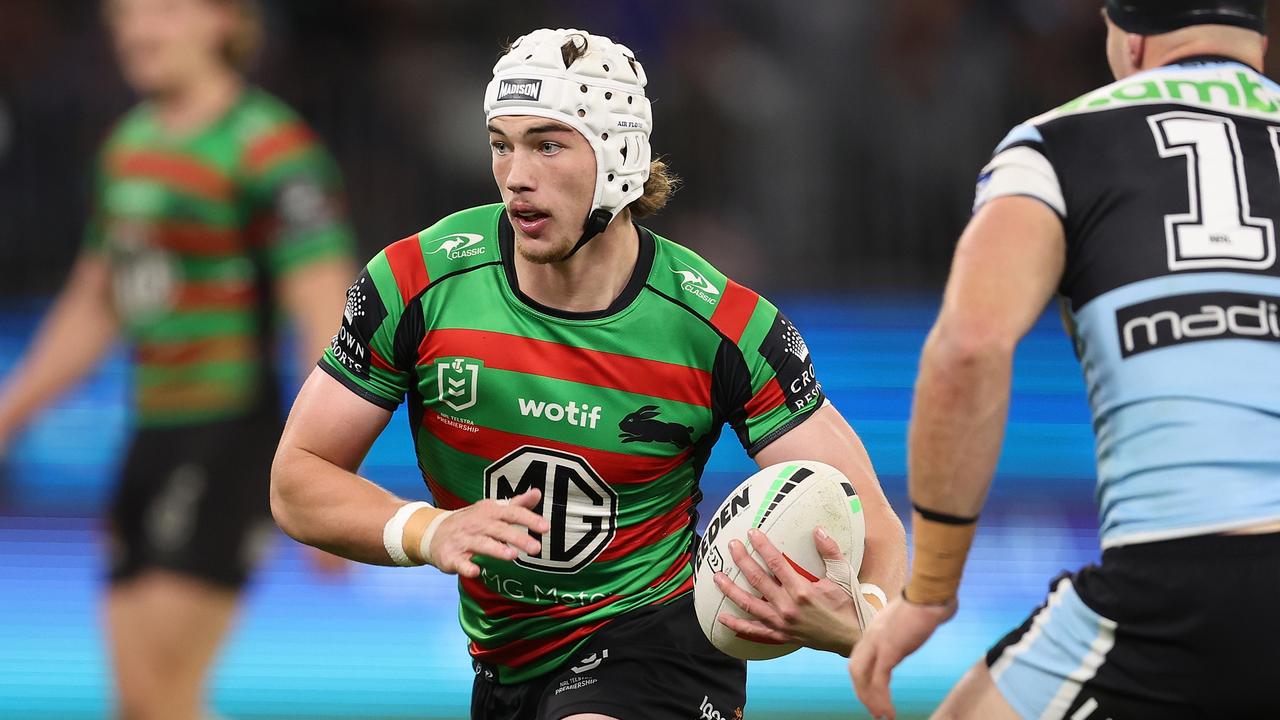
(369, 348), (396, 372)
(744, 378), (786, 419)
(384, 235), (430, 305)
(422, 408), (692, 484)
(460, 576), (621, 622)
(470, 616), (612, 668)
(596, 498), (694, 563)
(656, 575), (694, 601)
(175, 281), (255, 310)
(710, 280), (759, 344)
(113, 150), (232, 202)
(135, 337), (252, 366)
(424, 473), (467, 511)
(418, 329), (711, 407)
(155, 222), (241, 255)
(244, 123), (316, 172)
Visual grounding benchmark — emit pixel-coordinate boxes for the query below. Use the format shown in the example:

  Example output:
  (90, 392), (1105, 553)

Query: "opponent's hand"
(426, 489), (549, 578)
(713, 527), (861, 655)
(849, 593), (957, 720)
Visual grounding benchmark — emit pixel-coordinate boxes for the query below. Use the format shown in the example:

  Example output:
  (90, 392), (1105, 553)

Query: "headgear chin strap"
(484, 28), (653, 258)
(1105, 0), (1267, 35)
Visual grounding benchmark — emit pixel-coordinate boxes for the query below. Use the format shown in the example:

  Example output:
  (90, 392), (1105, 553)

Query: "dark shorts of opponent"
(986, 531), (1280, 719)
(106, 411), (282, 590)
(471, 594), (747, 720)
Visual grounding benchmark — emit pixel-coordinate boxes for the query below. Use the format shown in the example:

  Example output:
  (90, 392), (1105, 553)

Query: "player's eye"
(490, 140), (508, 155)
(538, 142), (563, 155)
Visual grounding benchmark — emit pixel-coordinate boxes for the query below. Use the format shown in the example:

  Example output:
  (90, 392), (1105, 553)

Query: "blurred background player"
(270, 28), (904, 720)
(851, 1), (1280, 718)
(0, 0), (355, 717)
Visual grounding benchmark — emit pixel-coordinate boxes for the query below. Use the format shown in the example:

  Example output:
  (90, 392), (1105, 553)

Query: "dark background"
(0, 0), (1131, 295)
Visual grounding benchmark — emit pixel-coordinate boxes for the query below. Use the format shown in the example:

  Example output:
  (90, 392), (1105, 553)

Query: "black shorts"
(986, 532), (1280, 719)
(106, 412), (281, 590)
(471, 594), (747, 720)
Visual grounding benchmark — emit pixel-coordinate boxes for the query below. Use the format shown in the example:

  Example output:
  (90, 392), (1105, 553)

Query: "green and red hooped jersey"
(84, 87), (354, 427)
(320, 204), (826, 683)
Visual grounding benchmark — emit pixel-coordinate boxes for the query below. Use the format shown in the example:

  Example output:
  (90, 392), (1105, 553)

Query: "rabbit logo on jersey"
(672, 260), (720, 304)
(698, 696), (742, 720)
(429, 233), (486, 260)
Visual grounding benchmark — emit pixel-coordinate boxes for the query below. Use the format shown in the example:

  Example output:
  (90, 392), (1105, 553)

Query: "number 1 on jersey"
(1148, 111), (1276, 271)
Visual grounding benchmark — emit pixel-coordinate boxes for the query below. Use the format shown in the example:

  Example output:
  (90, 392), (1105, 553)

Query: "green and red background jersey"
(85, 87), (354, 426)
(321, 204), (825, 682)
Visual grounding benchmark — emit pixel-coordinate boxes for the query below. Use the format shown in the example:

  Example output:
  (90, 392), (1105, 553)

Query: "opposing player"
(270, 28), (905, 720)
(850, 2), (1280, 718)
(0, 1), (355, 717)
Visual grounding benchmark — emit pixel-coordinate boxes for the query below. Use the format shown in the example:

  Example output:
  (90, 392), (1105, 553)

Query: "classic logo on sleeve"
(428, 233), (486, 260)
(672, 260), (721, 305)
(759, 312), (822, 412)
(330, 270), (387, 379)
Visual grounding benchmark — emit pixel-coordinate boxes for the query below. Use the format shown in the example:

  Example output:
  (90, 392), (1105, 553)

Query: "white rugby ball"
(693, 460), (865, 660)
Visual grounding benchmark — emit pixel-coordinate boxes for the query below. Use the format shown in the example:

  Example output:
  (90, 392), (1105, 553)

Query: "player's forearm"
(859, 500), (907, 599)
(907, 324), (1013, 517)
(0, 280), (117, 437)
(902, 324), (1013, 604)
(270, 444), (419, 566)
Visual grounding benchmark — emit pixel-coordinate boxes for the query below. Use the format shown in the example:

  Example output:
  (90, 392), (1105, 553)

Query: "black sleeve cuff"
(317, 360), (401, 411)
(744, 394), (825, 458)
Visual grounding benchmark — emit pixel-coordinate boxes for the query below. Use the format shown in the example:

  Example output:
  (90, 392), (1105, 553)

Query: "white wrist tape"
(383, 502), (432, 567)
(860, 582), (887, 610)
(417, 509), (454, 567)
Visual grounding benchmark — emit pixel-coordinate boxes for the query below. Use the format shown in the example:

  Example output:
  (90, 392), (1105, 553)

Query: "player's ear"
(1127, 33), (1145, 71)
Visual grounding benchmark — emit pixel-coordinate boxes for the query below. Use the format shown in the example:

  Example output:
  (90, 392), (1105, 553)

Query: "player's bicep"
(938, 195), (1066, 349)
(753, 404), (882, 504)
(280, 367), (393, 472)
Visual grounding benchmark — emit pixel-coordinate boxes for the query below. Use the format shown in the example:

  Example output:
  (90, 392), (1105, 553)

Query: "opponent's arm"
(850, 195), (1065, 719)
(713, 404), (905, 655)
(0, 254), (117, 448)
(271, 368), (548, 573)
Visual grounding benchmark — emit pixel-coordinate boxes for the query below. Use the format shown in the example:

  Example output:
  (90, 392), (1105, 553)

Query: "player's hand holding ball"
(694, 461), (884, 658)
(414, 489), (549, 577)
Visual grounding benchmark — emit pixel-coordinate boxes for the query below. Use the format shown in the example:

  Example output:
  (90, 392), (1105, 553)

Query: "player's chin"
(514, 233), (574, 265)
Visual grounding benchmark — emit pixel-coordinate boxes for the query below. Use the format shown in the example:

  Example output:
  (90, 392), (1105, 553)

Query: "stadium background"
(3, 1), (1275, 718)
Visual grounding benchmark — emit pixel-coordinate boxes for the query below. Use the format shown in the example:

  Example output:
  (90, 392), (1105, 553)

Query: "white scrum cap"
(484, 28), (653, 235)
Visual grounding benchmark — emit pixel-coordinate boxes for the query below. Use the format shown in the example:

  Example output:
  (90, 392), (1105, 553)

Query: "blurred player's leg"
(931, 662), (1018, 720)
(107, 571), (237, 720)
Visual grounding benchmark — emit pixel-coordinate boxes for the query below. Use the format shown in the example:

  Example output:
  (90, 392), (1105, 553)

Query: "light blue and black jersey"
(975, 57), (1280, 548)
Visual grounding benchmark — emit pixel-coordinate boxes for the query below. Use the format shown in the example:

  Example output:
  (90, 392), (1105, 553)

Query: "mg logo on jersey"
(429, 233), (486, 260)
(436, 357), (482, 411)
(484, 446), (617, 574)
(672, 260), (720, 304)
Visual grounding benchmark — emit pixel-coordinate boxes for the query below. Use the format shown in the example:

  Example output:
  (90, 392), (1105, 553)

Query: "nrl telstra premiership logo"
(429, 233), (486, 260)
(437, 357), (482, 412)
(672, 260), (720, 305)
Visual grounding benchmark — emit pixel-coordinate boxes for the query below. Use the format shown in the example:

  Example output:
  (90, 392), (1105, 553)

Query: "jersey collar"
(497, 212), (656, 321)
